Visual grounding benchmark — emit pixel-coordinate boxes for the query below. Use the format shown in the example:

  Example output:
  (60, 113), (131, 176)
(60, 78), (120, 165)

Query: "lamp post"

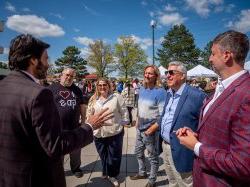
(150, 20), (156, 65)
(0, 20), (4, 54)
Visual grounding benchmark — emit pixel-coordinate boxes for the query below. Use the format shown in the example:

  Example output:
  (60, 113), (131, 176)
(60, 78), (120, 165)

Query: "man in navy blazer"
(160, 61), (206, 187)
(0, 34), (111, 187)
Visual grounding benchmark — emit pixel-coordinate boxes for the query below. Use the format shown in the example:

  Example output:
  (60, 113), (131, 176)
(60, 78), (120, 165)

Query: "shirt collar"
(220, 70), (247, 90)
(21, 70), (40, 84)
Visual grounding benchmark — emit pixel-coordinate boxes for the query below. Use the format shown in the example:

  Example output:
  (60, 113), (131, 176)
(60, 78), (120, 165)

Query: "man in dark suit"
(177, 30), (250, 186)
(160, 61), (206, 187)
(0, 34), (111, 187)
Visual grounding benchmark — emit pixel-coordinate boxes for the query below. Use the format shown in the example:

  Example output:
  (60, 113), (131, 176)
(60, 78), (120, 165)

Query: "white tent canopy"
(187, 65), (217, 77)
(244, 61), (250, 70)
(159, 65), (168, 77)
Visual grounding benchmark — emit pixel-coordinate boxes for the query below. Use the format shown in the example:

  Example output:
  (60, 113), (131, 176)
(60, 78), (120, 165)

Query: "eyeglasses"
(165, 70), (183, 76)
(63, 73), (75, 78)
(98, 84), (108, 87)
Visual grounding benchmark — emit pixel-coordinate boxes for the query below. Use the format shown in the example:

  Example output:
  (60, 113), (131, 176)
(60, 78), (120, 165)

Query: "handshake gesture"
(176, 127), (199, 150)
(86, 108), (113, 130)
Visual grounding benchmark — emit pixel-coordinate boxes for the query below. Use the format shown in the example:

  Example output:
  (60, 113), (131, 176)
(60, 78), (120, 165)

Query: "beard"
(62, 80), (73, 87)
(35, 60), (48, 79)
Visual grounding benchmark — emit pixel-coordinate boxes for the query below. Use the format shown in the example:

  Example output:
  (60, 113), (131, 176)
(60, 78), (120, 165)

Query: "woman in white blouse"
(86, 78), (129, 187)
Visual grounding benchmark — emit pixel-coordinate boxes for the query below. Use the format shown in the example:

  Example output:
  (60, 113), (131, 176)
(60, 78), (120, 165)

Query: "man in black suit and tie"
(0, 34), (111, 187)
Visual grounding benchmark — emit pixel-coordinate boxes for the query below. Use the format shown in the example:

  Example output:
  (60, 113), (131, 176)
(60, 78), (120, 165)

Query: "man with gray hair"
(160, 61), (206, 187)
(49, 67), (87, 178)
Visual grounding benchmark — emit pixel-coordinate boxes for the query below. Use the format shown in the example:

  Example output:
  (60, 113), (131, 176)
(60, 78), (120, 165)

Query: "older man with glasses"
(49, 67), (88, 178)
(159, 61), (206, 187)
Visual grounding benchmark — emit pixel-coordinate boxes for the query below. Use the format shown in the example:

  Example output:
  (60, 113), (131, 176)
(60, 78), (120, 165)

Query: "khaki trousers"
(162, 142), (193, 187)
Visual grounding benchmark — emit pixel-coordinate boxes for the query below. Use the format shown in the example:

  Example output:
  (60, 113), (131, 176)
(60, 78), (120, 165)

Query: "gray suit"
(0, 71), (93, 187)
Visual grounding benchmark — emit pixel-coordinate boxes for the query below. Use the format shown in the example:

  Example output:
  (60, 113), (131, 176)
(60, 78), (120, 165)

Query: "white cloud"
(117, 35), (152, 50)
(5, 2), (16, 12)
(82, 3), (99, 16)
(157, 37), (164, 45)
(74, 28), (80, 32)
(131, 35), (152, 50)
(164, 4), (177, 12)
(22, 7), (31, 12)
(141, 1), (147, 6)
(80, 47), (91, 58)
(74, 36), (94, 46)
(184, 0), (223, 17)
(159, 12), (187, 26)
(6, 15), (65, 37)
(149, 11), (154, 17)
(147, 57), (152, 64)
(227, 9), (250, 33)
(50, 13), (64, 20)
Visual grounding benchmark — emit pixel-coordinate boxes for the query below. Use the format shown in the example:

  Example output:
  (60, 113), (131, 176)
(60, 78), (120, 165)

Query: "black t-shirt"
(48, 83), (87, 130)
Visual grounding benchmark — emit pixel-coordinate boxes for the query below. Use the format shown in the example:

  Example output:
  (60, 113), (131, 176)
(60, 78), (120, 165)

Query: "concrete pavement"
(64, 126), (169, 187)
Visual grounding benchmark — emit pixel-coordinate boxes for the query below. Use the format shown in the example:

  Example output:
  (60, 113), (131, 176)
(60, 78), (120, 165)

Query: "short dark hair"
(8, 34), (50, 70)
(213, 30), (249, 64)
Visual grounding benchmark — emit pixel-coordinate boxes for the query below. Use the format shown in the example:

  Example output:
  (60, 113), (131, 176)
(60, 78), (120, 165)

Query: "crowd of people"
(0, 29), (250, 187)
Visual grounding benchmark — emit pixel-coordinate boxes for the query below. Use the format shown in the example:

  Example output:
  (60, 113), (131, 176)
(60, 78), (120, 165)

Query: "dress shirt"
(161, 83), (186, 143)
(194, 70), (247, 156)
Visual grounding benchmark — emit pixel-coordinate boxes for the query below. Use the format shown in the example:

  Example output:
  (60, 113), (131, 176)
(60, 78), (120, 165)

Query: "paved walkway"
(64, 126), (169, 187)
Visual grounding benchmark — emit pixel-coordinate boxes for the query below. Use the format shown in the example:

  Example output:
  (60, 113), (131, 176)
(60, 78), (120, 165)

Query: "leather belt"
(163, 140), (170, 145)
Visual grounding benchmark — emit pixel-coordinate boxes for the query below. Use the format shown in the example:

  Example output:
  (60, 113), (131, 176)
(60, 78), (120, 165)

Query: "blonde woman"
(86, 78), (129, 187)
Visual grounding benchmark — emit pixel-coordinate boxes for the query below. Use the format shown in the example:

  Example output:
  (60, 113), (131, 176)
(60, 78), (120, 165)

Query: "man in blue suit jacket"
(160, 61), (206, 187)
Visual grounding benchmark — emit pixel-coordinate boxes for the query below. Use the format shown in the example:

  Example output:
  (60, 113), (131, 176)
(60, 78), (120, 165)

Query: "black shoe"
(72, 168), (83, 178)
(145, 182), (156, 187)
(130, 174), (147, 180)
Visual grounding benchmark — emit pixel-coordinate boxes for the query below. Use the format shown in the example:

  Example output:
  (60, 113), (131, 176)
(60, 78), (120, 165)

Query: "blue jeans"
(134, 129), (159, 184)
(94, 130), (124, 177)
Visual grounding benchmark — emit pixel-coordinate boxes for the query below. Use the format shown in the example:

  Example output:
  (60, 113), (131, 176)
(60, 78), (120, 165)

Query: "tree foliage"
(157, 24), (200, 69)
(55, 46), (88, 77)
(200, 41), (212, 68)
(87, 40), (114, 77)
(114, 36), (148, 79)
(0, 62), (8, 69)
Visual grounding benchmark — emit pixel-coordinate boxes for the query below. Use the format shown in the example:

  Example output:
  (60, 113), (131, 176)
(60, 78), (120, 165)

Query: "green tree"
(157, 24), (200, 69)
(55, 46), (88, 77)
(0, 61), (8, 69)
(114, 36), (148, 79)
(200, 41), (212, 68)
(87, 40), (114, 77)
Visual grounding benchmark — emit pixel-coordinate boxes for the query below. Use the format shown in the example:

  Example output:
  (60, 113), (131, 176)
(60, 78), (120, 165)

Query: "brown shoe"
(130, 174), (147, 180)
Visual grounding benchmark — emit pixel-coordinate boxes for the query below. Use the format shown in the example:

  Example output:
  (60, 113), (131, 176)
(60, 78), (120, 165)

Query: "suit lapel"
(171, 85), (188, 130)
(198, 72), (249, 131)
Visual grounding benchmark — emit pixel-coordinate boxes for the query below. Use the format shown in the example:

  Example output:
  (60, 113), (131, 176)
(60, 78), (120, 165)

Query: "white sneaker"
(108, 177), (119, 187)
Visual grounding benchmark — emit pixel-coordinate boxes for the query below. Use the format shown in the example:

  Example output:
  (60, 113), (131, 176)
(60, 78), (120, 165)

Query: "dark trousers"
(94, 130), (124, 177)
(127, 106), (133, 124)
(70, 149), (81, 172)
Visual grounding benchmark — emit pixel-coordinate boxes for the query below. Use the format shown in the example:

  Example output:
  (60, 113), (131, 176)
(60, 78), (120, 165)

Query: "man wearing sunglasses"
(160, 61), (206, 187)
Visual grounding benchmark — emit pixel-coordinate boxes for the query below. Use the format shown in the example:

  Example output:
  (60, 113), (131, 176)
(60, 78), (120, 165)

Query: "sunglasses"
(165, 70), (182, 76)
(98, 84), (108, 87)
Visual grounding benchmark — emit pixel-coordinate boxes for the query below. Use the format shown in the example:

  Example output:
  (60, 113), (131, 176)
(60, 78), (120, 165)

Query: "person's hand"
(176, 127), (198, 137)
(176, 129), (198, 150)
(86, 108), (113, 130)
(145, 123), (159, 136)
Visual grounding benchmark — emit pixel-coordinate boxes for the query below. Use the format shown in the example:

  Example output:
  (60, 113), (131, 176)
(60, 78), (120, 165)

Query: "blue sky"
(1, 0), (250, 71)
